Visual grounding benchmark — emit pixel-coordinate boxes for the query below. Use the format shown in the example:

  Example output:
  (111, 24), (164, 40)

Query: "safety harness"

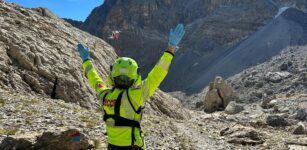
(102, 89), (144, 148)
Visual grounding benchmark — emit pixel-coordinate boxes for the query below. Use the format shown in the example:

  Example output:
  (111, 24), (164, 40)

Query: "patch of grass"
(169, 121), (178, 133)
(25, 111), (33, 116)
(79, 116), (98, 128)
(30, 99), (40, 104)
(0, 98), (4, 107)
(0, 129), (19, 135)
(178, 135), (193, 150)
(25, 109), (39, 116)
(47, 106), (53, 112)
(23, 98), (40, 107)
(57, 102), (70, 109)
(93, 139), (101, 148)
(169, 121), (195, 150)
(25, 119), (33, 125)
(171, 132), (196, 150)
(15, 104), (23, 111)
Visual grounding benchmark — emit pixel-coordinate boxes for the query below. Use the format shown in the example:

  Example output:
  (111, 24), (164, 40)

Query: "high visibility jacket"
(82, 52), (173, 149)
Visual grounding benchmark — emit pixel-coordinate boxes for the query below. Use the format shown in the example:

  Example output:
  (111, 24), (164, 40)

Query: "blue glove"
(77, 43), (91, 61)
(168, 24), (185, 49)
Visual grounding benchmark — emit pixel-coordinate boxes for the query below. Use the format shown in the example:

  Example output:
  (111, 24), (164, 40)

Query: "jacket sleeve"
(141, 51), (174, 100)
(82, 60), (109, 97)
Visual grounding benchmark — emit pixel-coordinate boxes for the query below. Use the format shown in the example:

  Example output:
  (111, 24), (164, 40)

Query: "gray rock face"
(0, 2), (116, 108)
(146, 89), (191, 120)
(72, 0), (307, 96)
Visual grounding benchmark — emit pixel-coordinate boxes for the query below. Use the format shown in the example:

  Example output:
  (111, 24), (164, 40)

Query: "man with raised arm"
(77, 24), (185, 150)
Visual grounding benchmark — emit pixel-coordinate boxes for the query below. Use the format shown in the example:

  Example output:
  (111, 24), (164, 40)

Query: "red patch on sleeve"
(98, 83), (104, 88)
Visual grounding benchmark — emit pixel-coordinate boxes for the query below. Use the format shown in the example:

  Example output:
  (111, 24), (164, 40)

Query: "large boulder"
(34, 129), (94, 150)
(204, 76), (236, 113)
(225, 101), (244, 115)
(296, 108), (307, 121)
(0, 137), (33, 150)
(292, 122), (306, 135)
(266, 115), (289, 127)
(0, 129), (94, 150)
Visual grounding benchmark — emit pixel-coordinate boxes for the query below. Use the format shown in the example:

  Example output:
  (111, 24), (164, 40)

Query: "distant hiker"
(77, 24), (185, 150)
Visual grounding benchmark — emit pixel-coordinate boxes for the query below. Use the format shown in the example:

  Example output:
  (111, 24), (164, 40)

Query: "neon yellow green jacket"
(82, 52), (173, 148)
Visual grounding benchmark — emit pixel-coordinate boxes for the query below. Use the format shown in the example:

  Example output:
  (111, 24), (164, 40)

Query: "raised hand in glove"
(77, 43), (91, 61)
(168, 24), (185, 53)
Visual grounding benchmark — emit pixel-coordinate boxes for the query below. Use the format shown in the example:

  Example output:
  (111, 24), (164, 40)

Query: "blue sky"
(5, 0), (104, 21)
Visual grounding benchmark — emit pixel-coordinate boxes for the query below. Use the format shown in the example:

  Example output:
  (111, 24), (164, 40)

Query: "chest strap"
(102, 91), (141, 128)
(126, 89), (142, 114)
(102, 90), (144, 147)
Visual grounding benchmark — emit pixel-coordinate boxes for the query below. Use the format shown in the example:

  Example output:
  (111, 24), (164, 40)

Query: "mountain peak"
(279, 7), (307, 24)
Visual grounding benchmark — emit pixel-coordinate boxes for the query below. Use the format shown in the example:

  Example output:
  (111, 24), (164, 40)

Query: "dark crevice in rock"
(216, 88), (226, 111)
(51, 76), (58, 99)
(8, 74), (16, 89)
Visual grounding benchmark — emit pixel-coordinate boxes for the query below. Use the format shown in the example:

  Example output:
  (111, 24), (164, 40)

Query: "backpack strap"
(102, 90), (143, 147)
(126, 89), (142, 114)
(114, 92), (124, 116)
(102, 91), (141, 128)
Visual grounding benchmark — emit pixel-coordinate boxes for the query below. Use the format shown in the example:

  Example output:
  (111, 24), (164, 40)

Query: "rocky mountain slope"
(163, 44), (307, 150)
(70, 0), (307, 95)
(0, 87), (191, 149)
(177, 46), (307, 109)
(0, 1), (189, 120)
(0, 1), (117, 108)
(228, 45), (307, 104)
(0, 1), (192, 148)
(177, 45), (307, 110)
(2, 86), (307, 150)
(186, 7), (307, 93)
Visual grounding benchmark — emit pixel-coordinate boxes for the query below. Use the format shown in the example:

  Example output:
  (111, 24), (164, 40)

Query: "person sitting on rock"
(76, 24), (185, 150)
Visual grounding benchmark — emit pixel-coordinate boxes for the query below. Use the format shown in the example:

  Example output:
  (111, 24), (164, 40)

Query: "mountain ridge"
(70, 0), (307, 95)
(0, 1), (189, 119)
(186, 7), (307, 94)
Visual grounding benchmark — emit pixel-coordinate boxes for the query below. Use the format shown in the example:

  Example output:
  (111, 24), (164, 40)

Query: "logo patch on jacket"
(98, 83), (104, 88)
(103, 99), (116, 107)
